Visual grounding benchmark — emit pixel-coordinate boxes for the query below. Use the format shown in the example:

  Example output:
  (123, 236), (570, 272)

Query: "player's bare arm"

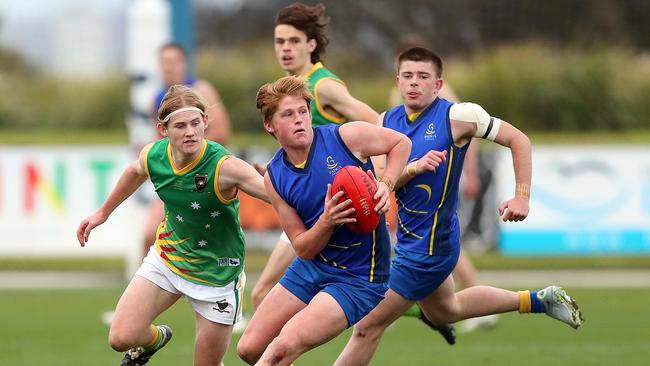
(76, 144), (151, 246)
(218, 155), (270, 203)
(339, 121), (411, 213)
(264, 173), (354, 259)
(449, 102), (532, 222)
(195, 80), (232, 145)
(394, 149), (448, 190)
(316, 79), (379, 123)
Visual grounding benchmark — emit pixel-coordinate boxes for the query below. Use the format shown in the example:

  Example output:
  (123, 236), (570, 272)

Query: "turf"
(3, 252), (650, 271)
(0, 287), (648, 365)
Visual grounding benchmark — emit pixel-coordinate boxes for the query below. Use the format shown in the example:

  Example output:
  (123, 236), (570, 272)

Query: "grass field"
(1, 286), (648, 365)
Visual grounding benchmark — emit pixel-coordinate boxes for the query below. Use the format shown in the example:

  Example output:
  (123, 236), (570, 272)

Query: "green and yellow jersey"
(304, 62), (346, 126)
(144, 138), (245, 286)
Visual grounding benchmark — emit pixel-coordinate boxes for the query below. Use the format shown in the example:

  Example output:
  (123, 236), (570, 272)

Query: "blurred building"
(51, 4), (124, 77)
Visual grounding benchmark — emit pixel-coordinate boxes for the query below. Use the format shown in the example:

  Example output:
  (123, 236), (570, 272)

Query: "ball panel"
(331, 166), (379, 234)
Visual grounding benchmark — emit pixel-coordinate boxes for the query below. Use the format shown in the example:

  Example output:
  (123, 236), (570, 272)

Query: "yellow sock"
(518, 290), (531, 313)
(143, 325), (161, 350)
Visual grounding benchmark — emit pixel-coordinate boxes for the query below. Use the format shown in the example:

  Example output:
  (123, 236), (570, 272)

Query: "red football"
(331, 166), (380, 233)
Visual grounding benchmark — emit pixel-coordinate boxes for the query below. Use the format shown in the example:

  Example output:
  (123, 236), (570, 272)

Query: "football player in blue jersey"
(237, 76), (411, 366)
(334, 47), (583, 366)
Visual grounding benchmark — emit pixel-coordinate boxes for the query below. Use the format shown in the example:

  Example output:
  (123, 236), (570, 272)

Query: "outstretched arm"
(492, 121), (531, 221)
(449, 102), (532, 222)
(218, 156), (270, 203)
(264, 174), (355, 259)
(76, 144), (151, 246)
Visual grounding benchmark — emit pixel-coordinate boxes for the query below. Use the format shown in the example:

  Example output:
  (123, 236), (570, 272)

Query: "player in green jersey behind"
(77, 85), (268, 366)
(251, 0), (379, 314)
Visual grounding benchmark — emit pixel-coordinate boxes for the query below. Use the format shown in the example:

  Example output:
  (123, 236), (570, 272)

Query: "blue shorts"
(389, 245), (460, 301)
(279, 258), (388, 326)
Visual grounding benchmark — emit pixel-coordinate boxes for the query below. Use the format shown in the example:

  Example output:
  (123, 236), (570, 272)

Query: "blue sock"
(530, 291), (546, 313)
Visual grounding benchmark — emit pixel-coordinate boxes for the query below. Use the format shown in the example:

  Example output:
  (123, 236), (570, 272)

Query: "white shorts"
(279, 231), (291, 244)
(136, 247), (245, 325)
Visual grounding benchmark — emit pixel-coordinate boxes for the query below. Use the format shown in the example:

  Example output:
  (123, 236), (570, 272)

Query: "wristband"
(515, 183), (530, 198)
(380, 176), (395, 191)
(406, 161), (418, 176)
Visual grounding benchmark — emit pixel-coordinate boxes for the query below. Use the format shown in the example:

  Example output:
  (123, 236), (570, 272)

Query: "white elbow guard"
(449, 103), (502, 141)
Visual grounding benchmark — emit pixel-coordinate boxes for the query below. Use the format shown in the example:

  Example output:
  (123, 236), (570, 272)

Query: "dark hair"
(159, 42), (186, 58)
(397, 47), (443, 78)
(276, 3), (329, 64)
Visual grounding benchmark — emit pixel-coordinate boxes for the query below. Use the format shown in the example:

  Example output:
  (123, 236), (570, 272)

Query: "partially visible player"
(237, 76), (411, 366)
(250, 1), (378, 309)
(77, 85), (265, 366)
(389, 35), (499, 333)
(334, 47), (583, 366)
(141, 43), (232, 261)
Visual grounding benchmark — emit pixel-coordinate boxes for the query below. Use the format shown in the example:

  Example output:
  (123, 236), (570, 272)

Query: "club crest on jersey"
(326, 156), (342, 175)
(194, 174), (208, 192)
(425, 123), (437, 140)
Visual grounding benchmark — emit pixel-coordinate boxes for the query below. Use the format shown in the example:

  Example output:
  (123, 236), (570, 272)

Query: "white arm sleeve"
(449, 102), (502, 141)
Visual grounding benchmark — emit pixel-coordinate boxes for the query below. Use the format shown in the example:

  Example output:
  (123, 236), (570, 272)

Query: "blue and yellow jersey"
(267, 124), (391, 283)
(384, 98), (469, 256)
(305, 62), (346, 126)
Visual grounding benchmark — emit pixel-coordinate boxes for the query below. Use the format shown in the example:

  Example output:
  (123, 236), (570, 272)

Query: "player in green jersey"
(77, 85), (267, 366)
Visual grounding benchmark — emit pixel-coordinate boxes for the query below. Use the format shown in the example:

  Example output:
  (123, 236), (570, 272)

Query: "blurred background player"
(78, 85), (267, 366)
(389, 35), (498, 333)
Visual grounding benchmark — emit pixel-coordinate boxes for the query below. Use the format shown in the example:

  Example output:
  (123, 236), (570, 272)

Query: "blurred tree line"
(197, 0), (650, 67)
(1, 0), (650, 135)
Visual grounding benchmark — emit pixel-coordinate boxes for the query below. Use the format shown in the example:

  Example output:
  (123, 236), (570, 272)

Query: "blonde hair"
(157, 85), (207, 124)
(256, 76), (313, 124)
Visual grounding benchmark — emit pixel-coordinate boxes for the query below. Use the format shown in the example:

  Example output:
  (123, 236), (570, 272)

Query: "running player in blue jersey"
(236, 76), (411, 366)
(334, 47), (583, 365)
(251, 2), (455, 345)
(251, 2), (379, 311)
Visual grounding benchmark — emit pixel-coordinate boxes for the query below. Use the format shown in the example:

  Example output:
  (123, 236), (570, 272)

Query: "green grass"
(3, 251), (650, 272)
(0, 287), (647, 365)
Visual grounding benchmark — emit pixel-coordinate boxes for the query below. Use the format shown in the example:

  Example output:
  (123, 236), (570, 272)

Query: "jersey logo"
(327, 156), (339, 170)
(327, 155), (342, 175)
(425, 123), (437, 140)
(213, 299), (230, 313)
(217, 257), (241, 267)
(194, 174), (208, 192)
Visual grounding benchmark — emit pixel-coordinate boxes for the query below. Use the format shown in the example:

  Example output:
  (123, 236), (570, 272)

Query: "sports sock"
(143, 325), (165, 351)
(403, 304), (422, 318)
(518, 290), (546, 313)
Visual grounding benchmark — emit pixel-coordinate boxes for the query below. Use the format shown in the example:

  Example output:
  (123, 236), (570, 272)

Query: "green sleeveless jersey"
(145, 138), (245, 286)
(305, 62), (347, 126)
